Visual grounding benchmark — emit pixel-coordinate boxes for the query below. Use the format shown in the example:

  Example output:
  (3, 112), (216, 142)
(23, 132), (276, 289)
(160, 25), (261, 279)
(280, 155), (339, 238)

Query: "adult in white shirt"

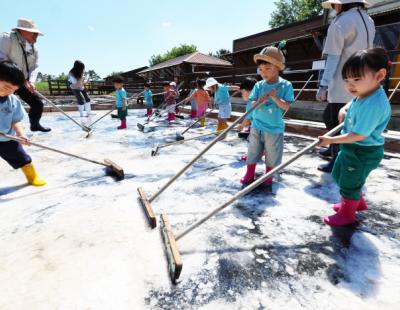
(68, 60), (92, 117)
(316, 0), (375, 172)
(0, 18), (50, 132)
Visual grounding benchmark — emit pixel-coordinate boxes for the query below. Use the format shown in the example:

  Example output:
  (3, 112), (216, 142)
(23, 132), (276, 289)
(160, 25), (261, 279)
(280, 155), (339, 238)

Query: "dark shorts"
(0, 140), (32, 169)
(71, 89), (91, 105)
(117, 107), (128, 120)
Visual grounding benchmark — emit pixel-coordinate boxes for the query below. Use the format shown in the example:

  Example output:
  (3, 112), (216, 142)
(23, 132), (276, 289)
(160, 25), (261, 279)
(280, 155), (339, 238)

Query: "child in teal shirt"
(240, 46), (294, 187)
(113, 76), (127, 130)
(143, 82), (153, 117)
(319, 48), (391, 226)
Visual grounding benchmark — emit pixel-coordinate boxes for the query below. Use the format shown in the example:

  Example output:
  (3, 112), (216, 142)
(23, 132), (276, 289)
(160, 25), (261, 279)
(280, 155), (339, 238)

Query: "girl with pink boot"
(240, 46), (294, 188)
(319, 48), (391, 226)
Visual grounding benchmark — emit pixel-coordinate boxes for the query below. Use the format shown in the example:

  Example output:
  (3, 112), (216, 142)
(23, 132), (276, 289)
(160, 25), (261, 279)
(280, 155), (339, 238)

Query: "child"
(170, 81), (180, 115)
(236, 77), (258, 161)
(185, 79), (211, 127)
(240, 46), (294, 187)
(113, 76), (127, 130)
(319, 48), (391, 226)
(163, 82), (177, 122)
(188, 81), (197, 118)
(68, 60), (91, 117)
(0, 61), (46, 186)
(205, 77), (239, 131)
(143, 82), (153, 117)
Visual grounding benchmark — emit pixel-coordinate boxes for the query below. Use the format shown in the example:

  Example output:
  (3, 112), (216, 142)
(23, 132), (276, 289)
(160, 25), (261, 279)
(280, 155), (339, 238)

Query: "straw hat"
(12, 18), (43, 36)
(205, 77), (218, 90)
(253, 46), (285, 71)
(321, 0), (371, 9)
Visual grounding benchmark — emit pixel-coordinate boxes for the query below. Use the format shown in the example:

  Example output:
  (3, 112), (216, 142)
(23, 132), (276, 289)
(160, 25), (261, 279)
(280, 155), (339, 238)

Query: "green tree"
(107, 71), (124, 78)
(56, 72), (68, 80)
(149, 44), (198, 66)
(269, 0), (323, 29)
(209, 48), (232, 62)
(85, 70), (101, 81)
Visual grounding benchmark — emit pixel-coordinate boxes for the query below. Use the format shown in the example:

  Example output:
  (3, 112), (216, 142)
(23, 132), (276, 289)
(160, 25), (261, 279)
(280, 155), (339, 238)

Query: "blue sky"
(2, 0), (275, 78)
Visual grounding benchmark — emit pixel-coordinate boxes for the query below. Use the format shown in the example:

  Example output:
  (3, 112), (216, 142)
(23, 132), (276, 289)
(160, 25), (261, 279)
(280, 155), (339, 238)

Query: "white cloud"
(88, 25), (95, 31)
(161, 22), (171, 28)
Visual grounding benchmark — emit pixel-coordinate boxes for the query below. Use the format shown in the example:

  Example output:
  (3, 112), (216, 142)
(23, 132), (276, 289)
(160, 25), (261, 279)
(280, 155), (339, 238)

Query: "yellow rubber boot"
(21, 163), (46, 187)
(216, 121), (222, 132)
(200, 118), (206, 127)
(221, 122), (229, 131)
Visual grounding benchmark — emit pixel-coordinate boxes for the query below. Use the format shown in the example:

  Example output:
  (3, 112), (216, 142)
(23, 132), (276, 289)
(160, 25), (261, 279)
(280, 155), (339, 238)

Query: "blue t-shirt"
(248, 77), (294, 133)
(215, 84), (230, 106)
(342, 87), (391, 146)
(189, 89), (196, 105)
(0, 94), (26, 142)
(143, 89), (153, 106)
(115, 88), (127, 108)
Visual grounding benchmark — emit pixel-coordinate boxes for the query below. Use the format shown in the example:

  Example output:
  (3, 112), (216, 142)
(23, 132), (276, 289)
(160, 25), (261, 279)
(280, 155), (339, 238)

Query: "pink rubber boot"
(333, 193), (368, 212)
(240, 155), (248, 161)
(324, 197), (358, 226)
(117, 119), (127, 130)
(167, 112), (176, 121)
(240, 164), (256, 185)
(263, 166), (273, 186)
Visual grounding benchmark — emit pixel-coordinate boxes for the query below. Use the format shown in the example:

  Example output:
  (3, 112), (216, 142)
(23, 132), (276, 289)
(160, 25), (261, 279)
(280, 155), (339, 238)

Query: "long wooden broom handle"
(175, 122), (343, 241)
(36, 92), (90, 131)
(148, 84), (284, 203)
(160, 131), (219, 149)
(0, 133), (108, 167)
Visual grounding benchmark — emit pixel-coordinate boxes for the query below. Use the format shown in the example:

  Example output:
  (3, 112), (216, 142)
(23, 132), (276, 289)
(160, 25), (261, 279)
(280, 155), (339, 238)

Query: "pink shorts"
(196, 104), (207, 118)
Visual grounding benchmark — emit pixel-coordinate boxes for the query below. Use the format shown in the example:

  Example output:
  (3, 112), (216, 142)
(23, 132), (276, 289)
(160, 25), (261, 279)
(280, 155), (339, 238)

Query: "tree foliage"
(149, 44), (198, 66)
(269, 0), (323, 29)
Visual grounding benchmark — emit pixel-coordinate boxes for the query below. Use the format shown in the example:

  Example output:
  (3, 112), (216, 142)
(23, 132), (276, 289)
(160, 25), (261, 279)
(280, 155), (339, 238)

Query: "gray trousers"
(246, 127), (284, 167)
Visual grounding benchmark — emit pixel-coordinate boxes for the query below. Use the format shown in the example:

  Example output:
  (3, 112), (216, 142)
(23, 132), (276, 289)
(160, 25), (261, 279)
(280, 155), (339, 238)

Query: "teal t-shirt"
(0, 94), (26, 142)
(248, 77), (294, 133)
(115, 88), (127, 108)
(342, 87), (391, 146)
(215, 84), (230, 106)
(143, 89), (153, 106)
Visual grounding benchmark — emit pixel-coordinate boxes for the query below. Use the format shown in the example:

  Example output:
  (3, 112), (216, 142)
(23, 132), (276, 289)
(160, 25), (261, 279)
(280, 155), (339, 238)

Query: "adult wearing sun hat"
(0, 18), (50, 132)
(315, 0), (374, 172)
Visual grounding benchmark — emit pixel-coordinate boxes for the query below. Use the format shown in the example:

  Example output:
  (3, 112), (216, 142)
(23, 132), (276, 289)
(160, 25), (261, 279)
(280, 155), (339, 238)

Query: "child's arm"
(319, 132), (366, 147)
(236, 118), (251, 132)
(338, 101), (352, 123)
(229, 85), (240, 92)
(11, 121), (29, 145)
(122, 96), (127, 111)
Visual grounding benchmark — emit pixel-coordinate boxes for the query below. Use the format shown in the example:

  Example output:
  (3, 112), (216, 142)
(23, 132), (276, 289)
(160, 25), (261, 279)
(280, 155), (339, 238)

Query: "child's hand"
(318, 136), (332, 147)
(122, 105), (126, 111)
(269, 89), (278, 101)
(236, 124), (244, 132)
(17, 134), (30, 145)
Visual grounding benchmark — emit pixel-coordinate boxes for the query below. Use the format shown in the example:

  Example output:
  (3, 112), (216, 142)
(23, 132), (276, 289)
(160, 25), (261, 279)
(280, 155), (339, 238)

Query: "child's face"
(144, 86), (149, 90)
(114, 82), (123, 89)
(241, 89), (251, 102)
(344, 68), (386, 98)
(258, 63), (280, 82)
(0, 81), (19, 97)
(163, 86), (169, 91)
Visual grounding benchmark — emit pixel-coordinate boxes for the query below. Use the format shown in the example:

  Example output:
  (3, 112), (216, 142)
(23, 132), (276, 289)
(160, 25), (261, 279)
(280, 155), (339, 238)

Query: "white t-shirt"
(322, 8), (375, 103)
(68, 73), (84, 90)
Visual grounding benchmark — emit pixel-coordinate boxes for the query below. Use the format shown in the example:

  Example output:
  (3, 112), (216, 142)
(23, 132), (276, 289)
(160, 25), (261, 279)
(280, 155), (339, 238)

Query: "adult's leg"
(15, 86), (51, 132)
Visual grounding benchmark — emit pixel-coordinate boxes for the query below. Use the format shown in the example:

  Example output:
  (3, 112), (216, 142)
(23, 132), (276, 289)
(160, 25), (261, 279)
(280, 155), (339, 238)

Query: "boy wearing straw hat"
(0, 61), (46, 186)
(0, 18), (50, 132)
(240, 46), (294, 188)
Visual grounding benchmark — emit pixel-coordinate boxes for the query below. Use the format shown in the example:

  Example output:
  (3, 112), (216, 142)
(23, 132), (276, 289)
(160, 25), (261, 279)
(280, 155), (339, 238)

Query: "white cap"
(205, 77), (218, 90)
(321, 0), (371, 9)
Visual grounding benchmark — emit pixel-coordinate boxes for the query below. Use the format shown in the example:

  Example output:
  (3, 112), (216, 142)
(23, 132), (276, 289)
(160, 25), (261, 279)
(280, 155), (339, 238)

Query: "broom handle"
(0, 133), (108, 167)
(180, 108), (214, 135)
(160, 131), (219, 149)
(175, 122), (344, 240)
(88, 107), (116, 128)
(389, 80), (400, 101)
(36, 92), (90, 131)
(148, 84), (283, 203)
(282, 74), (313, 118)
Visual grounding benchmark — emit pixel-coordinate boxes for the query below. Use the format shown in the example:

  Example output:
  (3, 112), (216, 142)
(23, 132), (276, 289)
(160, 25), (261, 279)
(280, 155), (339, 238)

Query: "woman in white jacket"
(68, 60), (91, 117)
(316, 0), (375, 172)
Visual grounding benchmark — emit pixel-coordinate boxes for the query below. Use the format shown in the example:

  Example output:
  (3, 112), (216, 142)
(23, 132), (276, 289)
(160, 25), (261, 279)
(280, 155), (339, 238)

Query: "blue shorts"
(218, 103), (231, 119)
